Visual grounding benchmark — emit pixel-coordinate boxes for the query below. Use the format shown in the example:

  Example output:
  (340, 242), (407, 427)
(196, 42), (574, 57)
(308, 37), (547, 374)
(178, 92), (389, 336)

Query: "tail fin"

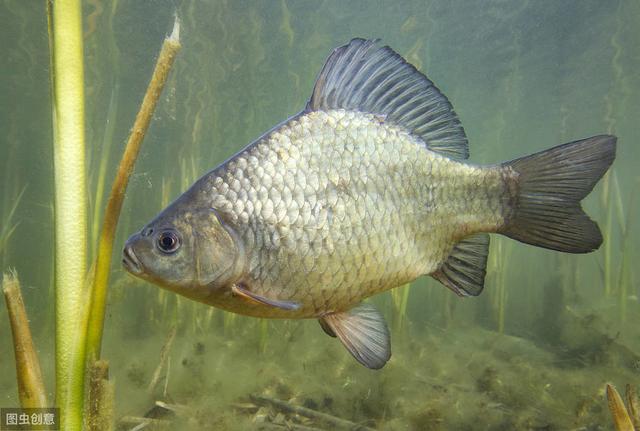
(500, 135), (616, 253)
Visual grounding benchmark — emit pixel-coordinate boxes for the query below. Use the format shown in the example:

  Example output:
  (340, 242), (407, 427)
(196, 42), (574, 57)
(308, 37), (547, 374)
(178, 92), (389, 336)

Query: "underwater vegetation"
(4, 1), (181, 428)
(606, 384), (640, 431)
(1, 0), (639, 430)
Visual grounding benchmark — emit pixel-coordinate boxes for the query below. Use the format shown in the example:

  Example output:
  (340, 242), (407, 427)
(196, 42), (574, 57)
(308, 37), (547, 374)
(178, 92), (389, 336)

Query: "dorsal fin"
(307, 38), (469, 159)
(432, 233), (490, 296)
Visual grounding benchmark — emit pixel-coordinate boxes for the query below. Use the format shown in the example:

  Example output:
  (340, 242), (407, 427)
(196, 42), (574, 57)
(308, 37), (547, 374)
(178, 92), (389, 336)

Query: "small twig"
(250, 395), (376, 431)
(119, 416), (171, 429)
(155, 400), (191, 417)
(128, 422), (149, 431)
(2, 271), (48, 408)
(148, 326), (177, 394)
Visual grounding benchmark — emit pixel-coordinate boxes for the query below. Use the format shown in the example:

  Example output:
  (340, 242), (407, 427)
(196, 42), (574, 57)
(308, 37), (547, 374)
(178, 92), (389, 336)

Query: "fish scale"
(204, 109), (505, 318)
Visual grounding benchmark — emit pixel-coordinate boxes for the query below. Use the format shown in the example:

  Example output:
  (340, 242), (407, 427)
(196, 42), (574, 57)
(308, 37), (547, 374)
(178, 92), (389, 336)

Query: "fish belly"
(209, 109), (507, 318)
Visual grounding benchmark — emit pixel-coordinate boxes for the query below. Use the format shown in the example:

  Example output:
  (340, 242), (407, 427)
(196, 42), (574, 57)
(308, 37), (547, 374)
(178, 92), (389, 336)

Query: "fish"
(122, 38), (616, 369)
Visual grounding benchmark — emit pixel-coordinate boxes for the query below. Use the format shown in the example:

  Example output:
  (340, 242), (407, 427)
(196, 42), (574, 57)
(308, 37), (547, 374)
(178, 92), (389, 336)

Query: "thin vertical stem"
(85, 17), (181, 361)
(48, 0), (88, 428)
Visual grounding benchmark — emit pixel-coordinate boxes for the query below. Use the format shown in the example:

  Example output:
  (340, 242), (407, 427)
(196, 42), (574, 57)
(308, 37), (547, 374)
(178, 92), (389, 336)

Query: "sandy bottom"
(101, 306), (636, 430)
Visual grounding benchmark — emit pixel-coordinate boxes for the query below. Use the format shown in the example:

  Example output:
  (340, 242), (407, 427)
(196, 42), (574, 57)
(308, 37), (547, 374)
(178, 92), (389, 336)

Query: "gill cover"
(192, 208), (245, 288)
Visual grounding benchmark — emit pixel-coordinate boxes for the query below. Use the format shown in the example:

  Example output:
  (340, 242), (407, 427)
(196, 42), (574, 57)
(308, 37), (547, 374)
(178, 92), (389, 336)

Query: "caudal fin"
(500, 135), (616, 253)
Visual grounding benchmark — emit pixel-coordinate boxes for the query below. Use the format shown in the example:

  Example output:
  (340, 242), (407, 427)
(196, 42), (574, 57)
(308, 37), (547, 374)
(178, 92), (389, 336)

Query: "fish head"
(123, 201), (244, 300)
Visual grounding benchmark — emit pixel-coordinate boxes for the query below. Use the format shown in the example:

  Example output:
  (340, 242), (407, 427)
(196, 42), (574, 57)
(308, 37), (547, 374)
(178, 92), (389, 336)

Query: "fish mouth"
(122, 243), (143, 275)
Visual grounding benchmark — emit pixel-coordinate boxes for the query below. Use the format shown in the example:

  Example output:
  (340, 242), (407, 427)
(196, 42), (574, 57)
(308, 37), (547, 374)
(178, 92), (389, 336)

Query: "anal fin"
(231, 283), (301, 311)
(319, 303), (391, 369)
(432, 233), (490, 297)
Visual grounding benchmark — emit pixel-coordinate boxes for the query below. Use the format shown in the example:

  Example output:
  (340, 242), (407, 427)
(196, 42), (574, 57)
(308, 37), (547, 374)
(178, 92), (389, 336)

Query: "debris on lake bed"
(109, 313), (639, 430)
(248, 394), (377, 430)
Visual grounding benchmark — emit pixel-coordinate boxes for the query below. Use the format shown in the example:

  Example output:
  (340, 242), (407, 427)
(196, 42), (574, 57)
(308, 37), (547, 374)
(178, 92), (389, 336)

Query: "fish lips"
(122, 234), (143, 275)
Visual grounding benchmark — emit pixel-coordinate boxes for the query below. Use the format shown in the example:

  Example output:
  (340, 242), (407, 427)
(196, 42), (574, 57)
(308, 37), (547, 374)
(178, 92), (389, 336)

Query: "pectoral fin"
(231, 284), (301, 311)
(319, 303), (391, 369)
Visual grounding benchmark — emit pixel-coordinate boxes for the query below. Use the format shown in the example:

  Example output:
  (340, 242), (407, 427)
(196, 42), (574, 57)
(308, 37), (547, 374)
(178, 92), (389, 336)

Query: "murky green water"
(1, 1), (639, 429)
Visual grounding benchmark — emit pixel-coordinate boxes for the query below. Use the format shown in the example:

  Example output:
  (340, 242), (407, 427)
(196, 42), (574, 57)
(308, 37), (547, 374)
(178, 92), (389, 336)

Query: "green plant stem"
(90, 87), (118, 255)
(601, 173), (613, 296)
(391, 284), (411, 330)
(86, 17), (181, 361)
(48, 0), (88, 428)
(90, 0), (121, 256)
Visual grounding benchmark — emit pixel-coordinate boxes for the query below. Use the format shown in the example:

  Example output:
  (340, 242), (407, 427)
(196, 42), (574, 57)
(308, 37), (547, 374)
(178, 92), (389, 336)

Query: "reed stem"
(2, 271), (48, 409)
(48, 0), (89, 428)
(85, 17), (181, 361)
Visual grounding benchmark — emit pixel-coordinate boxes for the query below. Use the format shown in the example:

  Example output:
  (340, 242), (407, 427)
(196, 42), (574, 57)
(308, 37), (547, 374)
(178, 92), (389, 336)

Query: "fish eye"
(157, 230), (181, 254)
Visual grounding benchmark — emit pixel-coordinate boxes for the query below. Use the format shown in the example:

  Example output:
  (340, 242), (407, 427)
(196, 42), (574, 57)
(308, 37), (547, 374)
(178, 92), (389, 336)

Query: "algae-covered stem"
(86, 16), (181, 360)
(2, 271), (48, 408)
(86, 360), (113, 431)
(48, 0), (88, 428)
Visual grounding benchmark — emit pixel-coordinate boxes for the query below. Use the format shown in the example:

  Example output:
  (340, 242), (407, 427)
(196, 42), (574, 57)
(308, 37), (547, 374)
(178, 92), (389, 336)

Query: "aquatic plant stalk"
(627, 384), (640, 430)
(86, 360), (114, 431)
(88, 0), (122, 256)
(391, 283), (411, 330)
(606, 384), (635, 431)
(2, 271), (48, 408)
(90, 87), (119, 255)
(259, 319), (269, 353)
(86, 17), (181, 361)
(48, 0), (89, 428)
(613, 175), (634, 323)
(223, 310), (238, 336)
(602, 174), (614, 296)
(147, 326), (176, 394)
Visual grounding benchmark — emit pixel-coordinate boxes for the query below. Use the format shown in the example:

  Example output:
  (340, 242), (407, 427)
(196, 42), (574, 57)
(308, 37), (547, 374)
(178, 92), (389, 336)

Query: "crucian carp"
(123, 39), (616, 369)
